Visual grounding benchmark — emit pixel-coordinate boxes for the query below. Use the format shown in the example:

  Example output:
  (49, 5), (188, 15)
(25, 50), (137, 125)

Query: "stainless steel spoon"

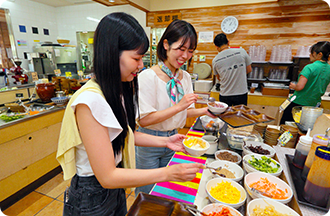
(208, 97), (216, 103)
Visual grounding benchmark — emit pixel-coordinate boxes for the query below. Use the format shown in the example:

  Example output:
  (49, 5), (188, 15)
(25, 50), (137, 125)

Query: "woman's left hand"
(166, 134), (189, 154)
(203, 107), (216, 118)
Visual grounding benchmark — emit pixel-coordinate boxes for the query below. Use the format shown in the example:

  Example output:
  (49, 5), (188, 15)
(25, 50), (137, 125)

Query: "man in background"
(212, 33), (252, 106)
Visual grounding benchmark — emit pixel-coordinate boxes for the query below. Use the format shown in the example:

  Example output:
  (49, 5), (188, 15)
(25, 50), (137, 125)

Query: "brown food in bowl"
(216, 151), (239, 162)
(246, 145), (270, 155)
(209, 102), (226, 108)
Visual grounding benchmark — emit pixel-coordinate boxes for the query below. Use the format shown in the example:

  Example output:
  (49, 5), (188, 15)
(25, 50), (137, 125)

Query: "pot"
(36, 83), (55, 102)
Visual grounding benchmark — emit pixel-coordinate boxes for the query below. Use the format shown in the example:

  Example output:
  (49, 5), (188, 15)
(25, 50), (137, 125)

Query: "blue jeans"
(63, 175), (127, 216)
(135, 127), (177, 196)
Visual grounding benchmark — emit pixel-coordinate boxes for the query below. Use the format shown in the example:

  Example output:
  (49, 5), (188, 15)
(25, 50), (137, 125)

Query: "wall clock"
(221, 16), (239, 34)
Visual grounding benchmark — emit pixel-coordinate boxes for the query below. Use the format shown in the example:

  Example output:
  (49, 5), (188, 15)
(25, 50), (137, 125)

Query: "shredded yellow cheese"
(209, 182), (241, 204)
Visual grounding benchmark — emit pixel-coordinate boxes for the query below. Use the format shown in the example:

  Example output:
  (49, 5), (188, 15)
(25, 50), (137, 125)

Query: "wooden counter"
(0, 108), (64, 206)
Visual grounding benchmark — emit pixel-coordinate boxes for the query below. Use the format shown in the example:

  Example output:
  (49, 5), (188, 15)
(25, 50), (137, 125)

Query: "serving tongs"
(250, 187), (273, 198)
(183, 204), (207, 216)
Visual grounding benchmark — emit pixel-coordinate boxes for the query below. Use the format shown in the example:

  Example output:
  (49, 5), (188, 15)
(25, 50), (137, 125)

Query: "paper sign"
(54, 69), (61, 76)
(78, 70), (84, 76)
(198, 31), (214, 43)
(55, 49), (60, 57)
(251, 83), (258, 88)
(88, 38), (93, 44)
(31, 72), (38, 81)
(65, 72), (72, 78)
(278, 131), (293, 146)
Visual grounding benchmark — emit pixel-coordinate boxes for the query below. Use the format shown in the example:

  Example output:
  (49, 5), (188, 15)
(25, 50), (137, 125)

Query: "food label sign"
(154, 13), (181, 25)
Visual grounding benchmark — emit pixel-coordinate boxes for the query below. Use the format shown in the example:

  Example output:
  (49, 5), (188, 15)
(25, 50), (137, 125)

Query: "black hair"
(93, 12), (149, 155)
(157, 19), (197, 65)
(310, 41), (330, 62)
(214, 33), (229, 48)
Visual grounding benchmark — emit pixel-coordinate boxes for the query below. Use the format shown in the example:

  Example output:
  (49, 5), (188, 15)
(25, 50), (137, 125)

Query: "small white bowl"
(208, 160), (244, 182)
(202, 203), (243, 216)
(243, 141), (276, 158)
(207, 101), (228, 114)
(200, 115), (224, 131)
(202, 135), (218, 155)
(206, 178), (247, 209)
(183, 137), (210, 157)
(244, 172), (293, 204)
(247, 198), (299, 216)
(215, 150), (242, 165)
(243, 154), (282, 177)
(51, 96), (69, 105)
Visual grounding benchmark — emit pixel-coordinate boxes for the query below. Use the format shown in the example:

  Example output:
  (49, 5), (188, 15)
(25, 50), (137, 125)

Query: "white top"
(71, 91), (123, 177)
(138, 68), (195, 131)
(212, 48), (252, 96)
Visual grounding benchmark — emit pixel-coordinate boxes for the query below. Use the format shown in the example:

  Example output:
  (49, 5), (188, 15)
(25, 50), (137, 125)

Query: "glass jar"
(303, 146), (330, 207)
(36, 83), (55, 102)
(301, 134), (329, 180)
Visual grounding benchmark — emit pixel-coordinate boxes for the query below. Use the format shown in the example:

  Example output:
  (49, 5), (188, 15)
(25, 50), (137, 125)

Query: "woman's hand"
(177, 93), (198, 111)
(202, 106), (216, 118)
(165, 163), (204, 182)
(289, 82), (297, 90)
(166, 134), (189, 154)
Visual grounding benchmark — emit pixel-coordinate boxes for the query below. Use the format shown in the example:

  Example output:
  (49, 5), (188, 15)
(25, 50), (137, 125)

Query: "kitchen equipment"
(194, 80), (212, 92)
(36, 83), (56, 102)
(215, 149), (242, 165)
(207, 101), (228, 114)
(247, 198), (300, 216)
(182, 137), (210, 157)
(202, 203), (243, 216)
(293, 129), (312, 169)
(243, 153), (282, 177)
(51, 96), (69, 105)
(299, 106), (323, 131)
(208, 160), (244, 182)
(303, 146), (330, 207)
(243, 141), (276, 158)
(55, 91), (65, 97)
(202, 135), (219, 154)
(193, 63), (211, 79)
(301, 133), (329, 180)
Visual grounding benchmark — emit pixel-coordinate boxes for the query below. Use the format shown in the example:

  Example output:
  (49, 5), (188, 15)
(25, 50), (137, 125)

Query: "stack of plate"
(253, 123), (267, 139)
(264, 128), (281, 146)
(280, 125), (298, 148)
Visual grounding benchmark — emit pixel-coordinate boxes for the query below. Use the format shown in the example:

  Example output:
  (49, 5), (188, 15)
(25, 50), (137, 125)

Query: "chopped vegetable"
(209, 182), (241, 204)
(249, 177), (289, 200)
(0, 114), (25, 122)
(252, 204), (293, 216)
(248, 155), (280, 173)
(206, 207), (234, 216)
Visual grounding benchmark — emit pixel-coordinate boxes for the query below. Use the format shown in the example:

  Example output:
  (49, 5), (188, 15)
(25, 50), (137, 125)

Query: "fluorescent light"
(109, 0), (115, 2)
(86, 17), (100, 23)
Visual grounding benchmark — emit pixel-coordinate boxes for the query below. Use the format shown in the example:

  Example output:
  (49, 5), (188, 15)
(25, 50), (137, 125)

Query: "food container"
(226, 127), (263, 150)
(200, 115), (224, 132)
(202, 135), (218, 155)
(247, 198), (299, 216)
(206, 177), (247, 209)
(243, 141), (276, 158)
(243, 153), (282, 177)
(182, 137), (210, 157)
(300, 106), (323, 131)
(208, 160), (244, 182)
(292, 129), (312, 169)
(202, 203), (243, 216)
(303, 146), (330, 207)
(207, 101), (228, 114)
(244, 172), (293, 204)
(36, 83), (56, 102)
(215, 150), (242, 165)
(194, 80), (213, 92)
(301, 134), (329, 180)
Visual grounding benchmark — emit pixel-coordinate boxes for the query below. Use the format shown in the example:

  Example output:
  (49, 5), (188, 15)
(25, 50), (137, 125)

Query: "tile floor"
(3, 127), (189, 216)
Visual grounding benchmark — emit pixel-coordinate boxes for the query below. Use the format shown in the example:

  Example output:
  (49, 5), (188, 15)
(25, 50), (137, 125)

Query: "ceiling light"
(109, 0), (115, 2)
(87, 17), (100, 23)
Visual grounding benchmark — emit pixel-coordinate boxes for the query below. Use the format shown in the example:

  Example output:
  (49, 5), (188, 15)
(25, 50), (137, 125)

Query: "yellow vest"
(56, 79), (135, 180)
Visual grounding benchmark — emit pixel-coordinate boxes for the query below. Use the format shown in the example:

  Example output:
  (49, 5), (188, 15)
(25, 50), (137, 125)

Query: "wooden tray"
(127, 193), (194, 216)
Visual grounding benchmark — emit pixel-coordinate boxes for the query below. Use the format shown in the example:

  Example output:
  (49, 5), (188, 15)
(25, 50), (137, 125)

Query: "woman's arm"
(138, 93), (198, 127)
(76, 104), (203, 189)
(187, 107), (215, 118)
(289, 75), (308, 91)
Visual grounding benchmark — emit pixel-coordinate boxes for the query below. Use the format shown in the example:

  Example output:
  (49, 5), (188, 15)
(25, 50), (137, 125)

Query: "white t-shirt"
(138, 68), (195, 131)
(212, 48), (252, 96)
(71, 91), (123, 177)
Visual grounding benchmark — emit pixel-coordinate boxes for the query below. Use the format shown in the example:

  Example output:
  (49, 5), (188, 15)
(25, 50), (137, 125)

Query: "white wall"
(0, 0), (146, 69)
(56, 3), (146, 45)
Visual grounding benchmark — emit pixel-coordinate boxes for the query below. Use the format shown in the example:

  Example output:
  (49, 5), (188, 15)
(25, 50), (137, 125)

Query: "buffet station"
(128, 101), (330, 216)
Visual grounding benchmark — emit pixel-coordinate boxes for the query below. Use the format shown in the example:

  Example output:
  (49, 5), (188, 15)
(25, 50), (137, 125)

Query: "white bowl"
(202, 135), (218, 155)
(202, 203), (243, 216)
(215, 150), (242, 165)
(243, 154), (282, 177)
(206, 177), (247, 209)
(208, 160), (244, 182)
(51, 96), (69, 105)
(247, 198), (299, 216)
(243, 141), (276, 158)
(207, 101), (228, 114)
(183, 137), (210, 157)
(244, 172), (293, 204)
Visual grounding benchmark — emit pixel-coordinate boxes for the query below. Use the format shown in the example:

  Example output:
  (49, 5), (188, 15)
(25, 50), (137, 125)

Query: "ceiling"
(28, 0), (129, 7)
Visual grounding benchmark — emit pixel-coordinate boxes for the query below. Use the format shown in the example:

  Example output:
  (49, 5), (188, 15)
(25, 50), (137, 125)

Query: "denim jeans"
(135, 127), (177, 196)
(63, 175), (127, 216)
